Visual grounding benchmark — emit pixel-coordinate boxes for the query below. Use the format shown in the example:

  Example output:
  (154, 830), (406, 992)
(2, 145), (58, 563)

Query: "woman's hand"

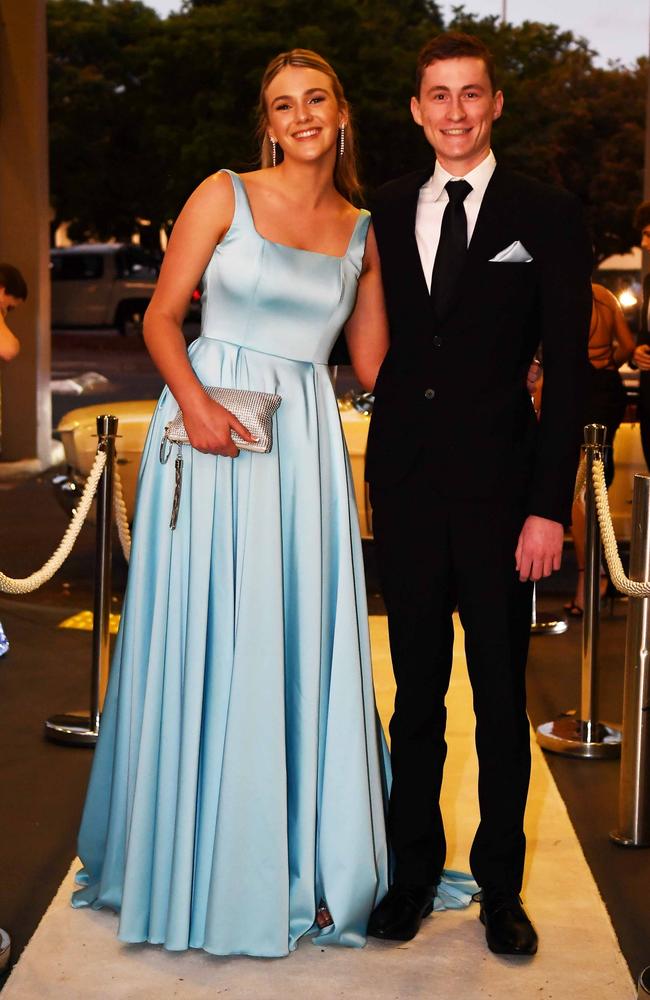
(634, 344), (650, 371)
(181, 393), (256, 458)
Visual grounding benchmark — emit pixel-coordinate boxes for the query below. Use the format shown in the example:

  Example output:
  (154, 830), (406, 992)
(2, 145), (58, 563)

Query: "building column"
(0, 0), (51, 465)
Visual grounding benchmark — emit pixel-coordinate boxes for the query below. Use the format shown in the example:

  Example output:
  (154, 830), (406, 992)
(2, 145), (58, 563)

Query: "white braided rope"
(592, 456), (650, 597)
(113, 465), (131, 563)
(0, 449), (107, 594)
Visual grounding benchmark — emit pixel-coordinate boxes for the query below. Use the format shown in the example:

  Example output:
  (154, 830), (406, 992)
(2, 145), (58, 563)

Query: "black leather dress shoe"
(478, 889), (538, 955)
(367, 883), (436, 941)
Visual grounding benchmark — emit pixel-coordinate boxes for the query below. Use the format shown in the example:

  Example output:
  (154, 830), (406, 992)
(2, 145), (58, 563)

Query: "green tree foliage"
(48, 0), (645, 259)
(48, 0), (162, 241)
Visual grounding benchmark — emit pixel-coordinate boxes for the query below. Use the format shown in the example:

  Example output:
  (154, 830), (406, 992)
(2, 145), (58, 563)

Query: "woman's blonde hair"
(256, 48), (362, 204)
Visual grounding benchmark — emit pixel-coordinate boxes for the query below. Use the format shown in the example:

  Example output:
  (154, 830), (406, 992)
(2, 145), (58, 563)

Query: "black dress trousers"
(371, 467), (533, 894)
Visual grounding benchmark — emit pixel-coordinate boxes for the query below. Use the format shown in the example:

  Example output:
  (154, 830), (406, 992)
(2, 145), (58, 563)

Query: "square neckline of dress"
(221, 169), (368, 262)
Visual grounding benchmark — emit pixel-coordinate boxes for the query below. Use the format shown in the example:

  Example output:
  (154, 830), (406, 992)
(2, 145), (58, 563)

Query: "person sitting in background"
(564, 282), (634, 615)
(0, 263), (27, 657)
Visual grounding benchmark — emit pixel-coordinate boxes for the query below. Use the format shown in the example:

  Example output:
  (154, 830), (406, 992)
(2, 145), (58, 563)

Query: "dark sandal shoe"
(563, 600), (583, 618)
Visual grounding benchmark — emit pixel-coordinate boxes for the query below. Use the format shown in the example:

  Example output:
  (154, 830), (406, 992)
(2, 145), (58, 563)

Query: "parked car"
(54, 392), (374, 538)
(50, 244), (160, 334)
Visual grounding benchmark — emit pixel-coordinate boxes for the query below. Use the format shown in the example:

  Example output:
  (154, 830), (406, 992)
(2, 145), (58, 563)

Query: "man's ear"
(492, 89), (504, 122)
(410, 95), (423, 127)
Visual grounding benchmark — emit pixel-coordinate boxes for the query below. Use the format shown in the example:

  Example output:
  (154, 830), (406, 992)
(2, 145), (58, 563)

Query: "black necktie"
(430, 178), (472, 318)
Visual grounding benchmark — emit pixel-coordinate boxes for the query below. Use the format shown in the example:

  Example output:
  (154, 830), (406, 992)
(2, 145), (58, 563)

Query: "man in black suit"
(632, 202), (650, 467)
(366, 32), (592, 954)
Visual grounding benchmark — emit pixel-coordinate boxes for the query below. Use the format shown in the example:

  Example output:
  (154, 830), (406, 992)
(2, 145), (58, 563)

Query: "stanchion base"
(609, 829), (650, 849)
(44, 713), (98, 747)
(536, 713), (622, 758)
(530, 614), (568, 635)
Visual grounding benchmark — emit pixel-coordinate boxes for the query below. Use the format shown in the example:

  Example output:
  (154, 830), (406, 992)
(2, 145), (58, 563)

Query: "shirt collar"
(423, 149), (497, 201)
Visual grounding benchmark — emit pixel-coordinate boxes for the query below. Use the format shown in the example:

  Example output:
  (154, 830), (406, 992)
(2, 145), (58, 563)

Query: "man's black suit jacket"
(367, 164), (593, 526)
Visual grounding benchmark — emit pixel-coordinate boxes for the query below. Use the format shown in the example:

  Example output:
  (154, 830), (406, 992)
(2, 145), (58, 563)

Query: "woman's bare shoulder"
(592, 282), (620, 310)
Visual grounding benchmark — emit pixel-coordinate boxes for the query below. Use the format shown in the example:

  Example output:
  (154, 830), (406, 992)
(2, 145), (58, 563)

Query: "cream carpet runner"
(3, 616), (634, 999)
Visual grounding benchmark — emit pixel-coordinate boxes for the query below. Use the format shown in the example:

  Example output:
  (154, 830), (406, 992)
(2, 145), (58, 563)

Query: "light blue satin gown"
(72, 170), (390, 957)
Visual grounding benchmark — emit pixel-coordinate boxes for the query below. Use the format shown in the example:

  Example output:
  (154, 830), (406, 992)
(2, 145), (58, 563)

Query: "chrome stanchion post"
(536, 424), (622, 758)
(89, 414), (116, 734)
(45, 415), (118, 747)
(582, 425), (604, 742)
(611, 473), (650, 848)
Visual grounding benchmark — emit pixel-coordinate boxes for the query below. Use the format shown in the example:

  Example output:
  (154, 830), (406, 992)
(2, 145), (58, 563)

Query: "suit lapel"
(465, 165), (515, 265)
(391, 168), (434, 309)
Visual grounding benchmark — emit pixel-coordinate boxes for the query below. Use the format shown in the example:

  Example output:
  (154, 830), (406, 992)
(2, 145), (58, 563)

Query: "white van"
(50, 244), (159, 334)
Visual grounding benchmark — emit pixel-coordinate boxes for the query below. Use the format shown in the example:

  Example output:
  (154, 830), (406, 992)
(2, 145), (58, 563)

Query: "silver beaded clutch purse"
(162, 386), (281, 454)
(160, 385), (282, 529)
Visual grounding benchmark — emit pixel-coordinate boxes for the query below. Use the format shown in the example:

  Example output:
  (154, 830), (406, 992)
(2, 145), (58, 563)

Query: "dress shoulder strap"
(217, 169), (255, 232)
(346, 209), (372, 268)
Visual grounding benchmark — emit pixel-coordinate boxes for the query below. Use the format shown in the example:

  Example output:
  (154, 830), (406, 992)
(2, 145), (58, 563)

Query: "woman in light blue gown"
(72, 49), (391, 958)
(72, 48), (475, 958)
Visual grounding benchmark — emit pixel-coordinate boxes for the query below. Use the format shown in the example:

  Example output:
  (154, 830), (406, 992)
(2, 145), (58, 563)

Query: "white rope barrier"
(592, 457), (650, 598)
(113, 466), (131, 563)
(0, 449), (107, 594)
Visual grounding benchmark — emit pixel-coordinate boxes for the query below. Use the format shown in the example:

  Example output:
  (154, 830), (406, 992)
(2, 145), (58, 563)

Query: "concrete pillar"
(0, 0), (52, 465)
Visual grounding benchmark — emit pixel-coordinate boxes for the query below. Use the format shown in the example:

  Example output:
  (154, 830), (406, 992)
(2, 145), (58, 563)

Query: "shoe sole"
(368, 901), (434, 942)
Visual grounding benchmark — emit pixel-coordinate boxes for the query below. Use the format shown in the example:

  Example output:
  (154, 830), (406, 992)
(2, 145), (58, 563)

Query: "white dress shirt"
(415, 150), (497, 292)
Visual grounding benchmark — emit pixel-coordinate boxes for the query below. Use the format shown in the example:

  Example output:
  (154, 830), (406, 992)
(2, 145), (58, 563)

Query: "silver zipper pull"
(170, 445), (183, 529)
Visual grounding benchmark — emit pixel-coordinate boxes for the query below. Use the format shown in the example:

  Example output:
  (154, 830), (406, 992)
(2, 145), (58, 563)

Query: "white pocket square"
(489, 240), (533, 263)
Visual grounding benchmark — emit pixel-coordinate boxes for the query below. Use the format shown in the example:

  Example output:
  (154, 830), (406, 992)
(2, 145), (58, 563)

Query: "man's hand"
(526, 359), (542, 395)
(633, 344), (650, 371)
(515, 515), (564, 582)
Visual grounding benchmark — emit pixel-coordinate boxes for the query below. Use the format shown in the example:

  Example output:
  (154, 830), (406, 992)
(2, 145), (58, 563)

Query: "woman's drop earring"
(270, 138), (277, 167)
(339, 124), (345, 159)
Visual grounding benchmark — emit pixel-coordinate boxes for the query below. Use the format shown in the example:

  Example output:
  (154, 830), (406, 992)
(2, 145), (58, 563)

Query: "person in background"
(563, 283), (634, 615)
(0, 263), (27, 658)
(632, 202), (650, 469)
(0, 263), (25, 365)
(0, 263), (26, 974)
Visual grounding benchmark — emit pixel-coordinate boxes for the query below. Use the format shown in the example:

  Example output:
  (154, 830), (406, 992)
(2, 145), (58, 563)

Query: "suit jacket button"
(432, 336), (442, 347)
(424, 388), (435, 400)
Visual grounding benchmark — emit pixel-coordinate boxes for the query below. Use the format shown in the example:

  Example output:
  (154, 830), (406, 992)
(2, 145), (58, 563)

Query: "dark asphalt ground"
(0, 329), (648, 988)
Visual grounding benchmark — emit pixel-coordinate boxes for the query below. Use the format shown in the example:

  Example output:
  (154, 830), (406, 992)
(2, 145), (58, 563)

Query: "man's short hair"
(0, 264), (27, 300)
(635, 201), (650, 233)
(415, 31), (497, 97)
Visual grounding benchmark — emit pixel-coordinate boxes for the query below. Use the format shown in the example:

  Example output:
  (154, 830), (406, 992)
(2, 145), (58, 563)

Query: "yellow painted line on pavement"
(58, 610), (121, 634)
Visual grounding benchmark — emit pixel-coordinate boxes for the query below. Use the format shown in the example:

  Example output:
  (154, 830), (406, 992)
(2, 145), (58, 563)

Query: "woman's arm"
(143, 172), (254, 457)
(592, 283), (635, 365)
(344, 225), (389, 391)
